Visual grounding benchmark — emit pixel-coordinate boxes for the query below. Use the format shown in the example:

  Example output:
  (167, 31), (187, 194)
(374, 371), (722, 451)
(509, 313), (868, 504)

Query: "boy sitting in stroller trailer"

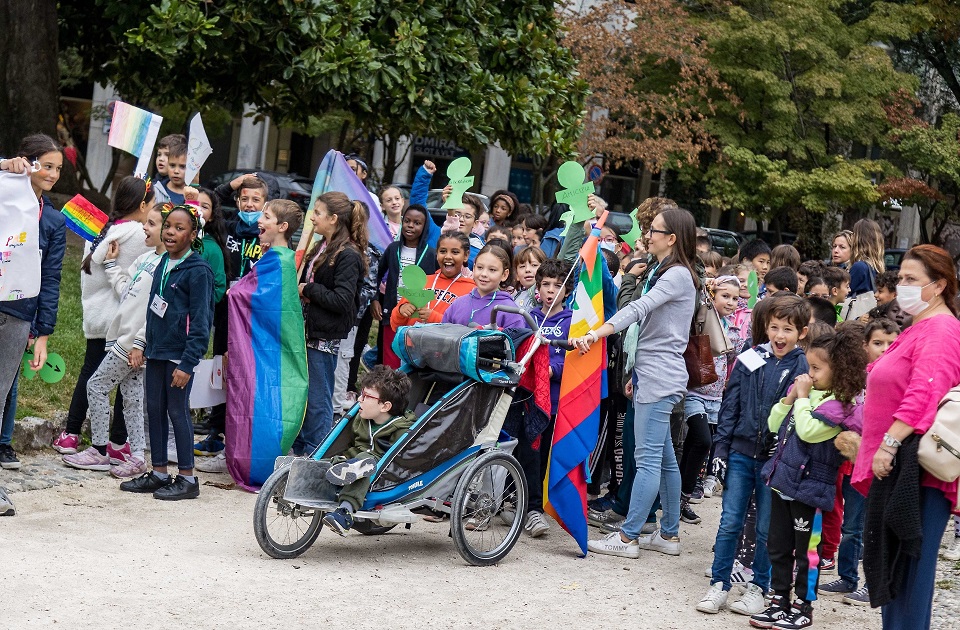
(322, 366), (415, 535)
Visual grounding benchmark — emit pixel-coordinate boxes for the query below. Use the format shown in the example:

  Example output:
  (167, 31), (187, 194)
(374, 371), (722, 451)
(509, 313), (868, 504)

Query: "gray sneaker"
(598, 512), (627, 534)
(842, 585), (870, 606)
(588, 507), (624, 528)
(0, 487), (15, 516)
(325, 457), (377, 485)
(637, 528), (681, 556)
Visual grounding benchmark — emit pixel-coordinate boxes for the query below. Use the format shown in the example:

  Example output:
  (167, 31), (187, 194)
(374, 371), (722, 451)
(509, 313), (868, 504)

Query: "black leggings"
(207, 299), (229, 436)
(679, 412), (712, 495)
(65, 338), (127, 445)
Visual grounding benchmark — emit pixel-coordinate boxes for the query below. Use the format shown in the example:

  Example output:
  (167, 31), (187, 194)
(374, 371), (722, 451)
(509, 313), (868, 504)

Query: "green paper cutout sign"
(21, 351), (67, 384)
(621, 212), (643, 246)
(441, 157), (475, 210)
(397, 265), (434, 309)
(555, 162), (595, 223)
(558, 209), (576, 237)
(747, 270), (759, 309)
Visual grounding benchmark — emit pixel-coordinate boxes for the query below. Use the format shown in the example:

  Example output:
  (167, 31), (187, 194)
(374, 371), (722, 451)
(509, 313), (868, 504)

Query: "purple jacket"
(531, 307), (572, 414)
(441, 289), (527, 329)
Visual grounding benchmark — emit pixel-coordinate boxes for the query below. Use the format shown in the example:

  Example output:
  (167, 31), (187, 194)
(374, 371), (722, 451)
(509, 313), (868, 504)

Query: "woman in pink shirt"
(853, 245), (960, 630)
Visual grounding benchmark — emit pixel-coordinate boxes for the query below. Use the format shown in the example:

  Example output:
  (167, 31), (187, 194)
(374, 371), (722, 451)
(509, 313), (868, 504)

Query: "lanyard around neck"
(159, 251), (191, 296)
(398, 244), (428, 269)
(469, 290), (498, 325)
(429, 272), (462, 308)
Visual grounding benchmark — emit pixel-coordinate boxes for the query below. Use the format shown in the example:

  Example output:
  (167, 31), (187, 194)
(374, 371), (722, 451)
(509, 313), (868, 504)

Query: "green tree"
(684, 0), (915, 256)
(60, 0), (587, 186)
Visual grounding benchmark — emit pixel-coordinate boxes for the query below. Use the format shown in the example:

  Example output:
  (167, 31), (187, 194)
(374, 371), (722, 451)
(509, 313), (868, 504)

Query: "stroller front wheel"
(451, 450), (528, 566)
(253, 466), (324, 559)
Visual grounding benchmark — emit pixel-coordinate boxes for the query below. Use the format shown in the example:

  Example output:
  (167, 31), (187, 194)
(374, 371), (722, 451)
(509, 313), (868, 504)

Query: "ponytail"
(308, 192), (368, 277)
(82, 176), (153, 274)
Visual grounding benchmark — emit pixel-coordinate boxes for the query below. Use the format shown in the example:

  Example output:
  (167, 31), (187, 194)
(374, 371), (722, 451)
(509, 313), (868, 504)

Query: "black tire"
(450, 450), (528, 566)
(253, 466), (323, 559)
(353, 520), (397, 536)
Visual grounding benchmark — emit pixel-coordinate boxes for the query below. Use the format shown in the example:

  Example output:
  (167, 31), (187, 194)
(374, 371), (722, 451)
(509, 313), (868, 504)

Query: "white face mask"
(896, 281), (935, 315)
(600, 241), (618, 253)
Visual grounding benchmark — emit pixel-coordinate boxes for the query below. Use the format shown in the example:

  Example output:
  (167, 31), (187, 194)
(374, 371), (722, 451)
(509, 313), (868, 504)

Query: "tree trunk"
(0, 0), (59, 155)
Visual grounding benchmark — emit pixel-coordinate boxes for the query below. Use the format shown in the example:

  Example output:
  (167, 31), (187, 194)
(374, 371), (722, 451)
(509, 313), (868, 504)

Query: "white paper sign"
(0, 171), (41, 302)
(737, 348), (766, 373)
(189, 357), (227, 409)
(185, 113), (213, 185)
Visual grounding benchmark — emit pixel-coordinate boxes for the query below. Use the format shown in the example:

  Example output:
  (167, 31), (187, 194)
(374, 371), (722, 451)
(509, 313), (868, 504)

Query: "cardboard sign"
(441, 157), (475, 210)
(555, 162), (595, 224)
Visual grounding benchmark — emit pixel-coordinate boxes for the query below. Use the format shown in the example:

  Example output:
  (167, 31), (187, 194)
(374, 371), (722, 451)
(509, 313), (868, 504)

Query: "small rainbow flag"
(107, 101), (163, 175)
(62, 195), (108, 242)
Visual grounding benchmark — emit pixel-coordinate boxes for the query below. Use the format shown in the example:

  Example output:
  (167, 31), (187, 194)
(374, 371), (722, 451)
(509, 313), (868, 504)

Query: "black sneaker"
(680, 502), (702, 524)
(750, 595), (791, 629)
(773, 601), (812, 629)
(120, 471), (172, 494)
(154, 475), (200, 500)
(688, 484), (705, 504)
(322, 508), (354, 536)
(0, 444), (21, 470)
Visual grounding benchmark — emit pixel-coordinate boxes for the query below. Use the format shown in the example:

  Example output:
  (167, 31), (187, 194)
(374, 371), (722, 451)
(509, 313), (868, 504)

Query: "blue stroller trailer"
(253, 306), (564, 565)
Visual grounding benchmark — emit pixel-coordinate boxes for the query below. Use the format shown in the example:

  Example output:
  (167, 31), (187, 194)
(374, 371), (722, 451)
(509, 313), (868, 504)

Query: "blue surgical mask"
(239, 210), (262, 226)
(600, 241), (618, 252)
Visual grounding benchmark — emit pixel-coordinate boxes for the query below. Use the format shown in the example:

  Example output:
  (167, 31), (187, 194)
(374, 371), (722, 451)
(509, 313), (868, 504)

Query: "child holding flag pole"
(571, 208), (700, 559)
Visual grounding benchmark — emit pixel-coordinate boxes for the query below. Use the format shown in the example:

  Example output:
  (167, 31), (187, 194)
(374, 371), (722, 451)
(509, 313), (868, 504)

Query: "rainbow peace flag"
(544, 211), (609, 556)
(61, 195), (108, 242)
(225, 246), (308, 491)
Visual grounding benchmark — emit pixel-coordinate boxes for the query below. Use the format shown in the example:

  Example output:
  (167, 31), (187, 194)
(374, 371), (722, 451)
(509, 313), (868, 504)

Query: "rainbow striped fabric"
(544, 212), (609, 555)
(225, 246), (308, 491)
(61, 195), (108, 242)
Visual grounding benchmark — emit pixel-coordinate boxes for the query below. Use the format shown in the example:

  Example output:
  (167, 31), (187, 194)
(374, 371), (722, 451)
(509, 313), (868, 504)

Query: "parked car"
(741, 230), (798, 246)
(204, 170), (314, 212)
(704, 228), (746, 258)
(884, 248), (907, 271)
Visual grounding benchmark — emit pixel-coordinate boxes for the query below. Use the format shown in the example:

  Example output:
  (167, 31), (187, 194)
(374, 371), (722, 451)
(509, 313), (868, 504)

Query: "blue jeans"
(0, 372), (18, 445)
(881, 486), (951, 630)
(711, 451), (772, 591)
(620, 393), (683, 540)
(837, 474), (867, 587)
(295, 347), (337, 456)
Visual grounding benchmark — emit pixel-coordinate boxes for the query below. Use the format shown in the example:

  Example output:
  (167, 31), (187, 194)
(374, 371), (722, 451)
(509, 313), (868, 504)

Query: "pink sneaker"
(62, 447), (111, 471)
(52, 431), (80, 454)
(107, 442), (132, 465)
(110, 456), (147, 479)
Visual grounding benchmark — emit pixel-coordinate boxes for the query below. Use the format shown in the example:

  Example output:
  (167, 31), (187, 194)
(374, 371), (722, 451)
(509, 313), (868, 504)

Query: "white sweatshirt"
(103, 250), (164, 360)
(80, 221), (152, 338)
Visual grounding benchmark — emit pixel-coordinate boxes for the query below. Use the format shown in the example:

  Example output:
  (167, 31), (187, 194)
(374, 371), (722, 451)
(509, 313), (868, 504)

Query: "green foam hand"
(397, 265), (435, 309)
(555, 161), (595, 224)
(747, 270), (759, 309)
(441, 157), (475, 210)
(621, 211), (643, 247)
(21, 351), (67, 384)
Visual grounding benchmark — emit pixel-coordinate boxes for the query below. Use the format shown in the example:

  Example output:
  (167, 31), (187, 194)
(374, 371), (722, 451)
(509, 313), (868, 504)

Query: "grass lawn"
(16, 233), (87, 419)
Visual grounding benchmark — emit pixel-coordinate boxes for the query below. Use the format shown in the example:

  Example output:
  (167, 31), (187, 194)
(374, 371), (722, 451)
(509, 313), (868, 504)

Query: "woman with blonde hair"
(832, 229), (853, 268)
(848, 219), (885, 297)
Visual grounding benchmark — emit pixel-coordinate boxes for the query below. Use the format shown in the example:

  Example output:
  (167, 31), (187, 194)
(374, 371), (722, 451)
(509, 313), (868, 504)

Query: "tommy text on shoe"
(587, 531), (640, 559)
(325, 457), (377, 486)
(696, 583), (728, 614)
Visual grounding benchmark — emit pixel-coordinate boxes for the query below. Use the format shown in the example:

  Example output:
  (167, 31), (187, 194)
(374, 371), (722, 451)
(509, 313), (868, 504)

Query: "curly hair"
(808, 322), (868, 405)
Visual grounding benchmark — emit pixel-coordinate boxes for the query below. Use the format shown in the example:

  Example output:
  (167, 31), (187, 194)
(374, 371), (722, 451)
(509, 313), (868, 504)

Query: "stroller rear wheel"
(451, 450), (528, 566)
(253, 466), (323, 559)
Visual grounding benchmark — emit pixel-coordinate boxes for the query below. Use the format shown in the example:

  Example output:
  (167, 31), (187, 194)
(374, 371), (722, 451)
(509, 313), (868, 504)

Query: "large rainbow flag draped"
(225, 246), (308, 491)
(544, 211), (609, 556)
(296, 150), (392, 265)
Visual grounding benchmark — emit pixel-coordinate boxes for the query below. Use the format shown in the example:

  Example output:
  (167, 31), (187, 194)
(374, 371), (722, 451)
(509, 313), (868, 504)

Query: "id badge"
(150, 295), (168, 318)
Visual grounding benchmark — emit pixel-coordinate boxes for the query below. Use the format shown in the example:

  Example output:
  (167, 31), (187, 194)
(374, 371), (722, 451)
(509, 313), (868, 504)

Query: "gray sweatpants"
(87, 351), (146, 459)
(0, 313), (31, 419)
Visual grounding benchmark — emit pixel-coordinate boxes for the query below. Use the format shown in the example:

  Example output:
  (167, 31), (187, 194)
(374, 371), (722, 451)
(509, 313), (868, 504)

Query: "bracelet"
(879, 447), (898, 457)
(587, 330), (599, 343)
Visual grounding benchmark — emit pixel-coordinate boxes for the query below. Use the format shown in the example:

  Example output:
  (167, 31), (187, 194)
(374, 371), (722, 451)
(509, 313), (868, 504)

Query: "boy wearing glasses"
(321, 365), (415, 535)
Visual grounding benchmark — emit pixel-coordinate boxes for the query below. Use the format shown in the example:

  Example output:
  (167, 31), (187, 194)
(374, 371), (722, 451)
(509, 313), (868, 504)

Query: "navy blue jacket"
(377, 238), (438, 314)
(714, 345), (809, 462)
(145, 251), (214, 374)
(762, 396), (862, 511)
(0, 196), (66, 336)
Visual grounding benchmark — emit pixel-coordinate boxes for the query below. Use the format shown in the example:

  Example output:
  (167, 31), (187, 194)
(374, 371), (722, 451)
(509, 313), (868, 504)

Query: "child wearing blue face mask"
(213, 175), (269, 281)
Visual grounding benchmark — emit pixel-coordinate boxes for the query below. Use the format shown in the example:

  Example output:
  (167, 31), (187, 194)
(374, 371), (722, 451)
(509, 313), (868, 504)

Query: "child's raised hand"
(423, 160), (437, 175)
(171, 368), (191, 389)
(794, 374), (813, 398)
(183, 186), (199, 202)
(441, 185), (453, 203)
(105, 241), (120, 261)
(128, 348), (144, 370)
(417, 306), (432, 321)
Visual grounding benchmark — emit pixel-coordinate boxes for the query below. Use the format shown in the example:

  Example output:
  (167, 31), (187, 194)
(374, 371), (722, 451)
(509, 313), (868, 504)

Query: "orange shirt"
(390, 272), (476, 330)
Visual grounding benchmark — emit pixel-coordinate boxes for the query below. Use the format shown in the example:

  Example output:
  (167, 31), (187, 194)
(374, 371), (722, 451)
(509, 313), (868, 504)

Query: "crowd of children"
(1, 135), (957, 628)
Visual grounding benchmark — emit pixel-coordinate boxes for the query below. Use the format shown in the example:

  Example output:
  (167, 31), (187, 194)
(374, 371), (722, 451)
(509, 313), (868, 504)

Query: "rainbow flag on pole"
(544, 211), (609, 556)
(225, 246), (308, 491)
(61, 195), (108, 242)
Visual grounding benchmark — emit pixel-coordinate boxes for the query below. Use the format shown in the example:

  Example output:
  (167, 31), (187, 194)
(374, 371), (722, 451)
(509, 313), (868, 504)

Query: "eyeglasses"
(648, 228), (673, 237)
(453, 212), (475, 221)
(358, 391), (381, 403)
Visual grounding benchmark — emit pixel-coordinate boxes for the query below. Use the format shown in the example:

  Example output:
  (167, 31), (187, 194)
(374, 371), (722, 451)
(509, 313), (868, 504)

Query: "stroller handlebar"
(490, 304), (538, 331)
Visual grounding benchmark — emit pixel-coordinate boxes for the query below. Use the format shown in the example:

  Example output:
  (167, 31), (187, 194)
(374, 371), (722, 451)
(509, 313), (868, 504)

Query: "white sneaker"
(524, 510), (550, 538)
(637, 528), (681, 556)
(196, 452), (227, 473)
(696, 582), (728, 614)
(943, 536), (960, 561)
(587, 531), (640, 559)
(704, 558), (748, 580)
(729, 582), (766, 615)
(499, 502), (517, 526)
(325, 457), (376, 485)
(702, 475), (718, 497)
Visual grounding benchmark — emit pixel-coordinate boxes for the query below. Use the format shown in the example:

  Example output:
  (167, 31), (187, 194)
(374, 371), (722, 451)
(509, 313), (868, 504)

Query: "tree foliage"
(59, 0), (587, 170)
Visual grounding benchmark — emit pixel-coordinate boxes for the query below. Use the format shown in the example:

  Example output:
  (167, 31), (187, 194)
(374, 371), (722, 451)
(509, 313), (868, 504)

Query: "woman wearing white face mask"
(852, 244), (960, 630)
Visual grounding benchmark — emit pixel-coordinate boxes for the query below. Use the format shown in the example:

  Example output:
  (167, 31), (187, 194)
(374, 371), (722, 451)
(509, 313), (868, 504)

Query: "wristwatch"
(883, 433), (902, 448)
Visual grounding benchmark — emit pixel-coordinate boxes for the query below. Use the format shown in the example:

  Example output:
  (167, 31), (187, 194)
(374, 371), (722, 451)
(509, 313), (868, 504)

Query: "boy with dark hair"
(152, 138), (188, 205)
(214, 175), (270, 280)
(764, 266), (799, 295)
(698, 293), (810, 617)
(521, 213), (548, 248)
(696, 228), (712, 254)
(820, 267), (850, 314)
(806, 297), (838, 328)
(153, 133), (186, 180)
(321, 365), (415, 535)
(797, 260), (825, 295)
(866, 271), (908, 327)
(738, 239), (772, 283)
